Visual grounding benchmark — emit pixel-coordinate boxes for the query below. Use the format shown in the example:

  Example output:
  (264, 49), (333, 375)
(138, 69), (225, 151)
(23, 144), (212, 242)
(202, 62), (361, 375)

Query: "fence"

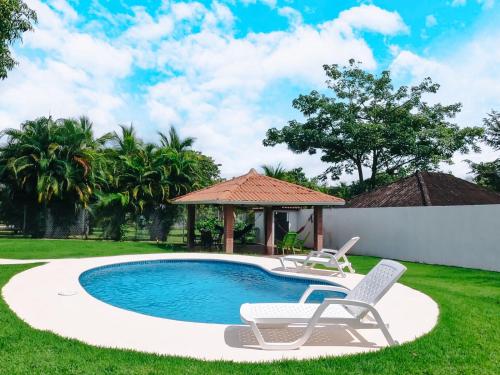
(255, 205), (500, 272)
(0, 210), (188, 244)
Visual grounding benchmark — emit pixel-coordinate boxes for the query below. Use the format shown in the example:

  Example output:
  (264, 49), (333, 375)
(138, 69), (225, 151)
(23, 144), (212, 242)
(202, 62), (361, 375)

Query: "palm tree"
(261, 163), (287, 180)
(0, 117), (220, 241)
(148, 142), (200, 241)
(0, 116), (107, 236)
(159, 126), (195, 152)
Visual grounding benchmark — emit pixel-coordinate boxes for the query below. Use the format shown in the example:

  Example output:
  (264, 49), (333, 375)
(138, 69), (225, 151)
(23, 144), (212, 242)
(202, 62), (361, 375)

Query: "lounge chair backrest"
(334, 236), (360, 259)
(345, 259), (406, 319)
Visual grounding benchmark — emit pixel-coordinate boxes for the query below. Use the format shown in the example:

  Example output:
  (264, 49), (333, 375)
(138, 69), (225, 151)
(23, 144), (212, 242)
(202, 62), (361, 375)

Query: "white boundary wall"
(256, 205), (500, 272)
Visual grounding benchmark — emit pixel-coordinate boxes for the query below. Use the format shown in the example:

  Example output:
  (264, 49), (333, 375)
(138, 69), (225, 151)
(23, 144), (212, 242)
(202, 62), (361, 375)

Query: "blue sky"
(1, 0), (499, 181)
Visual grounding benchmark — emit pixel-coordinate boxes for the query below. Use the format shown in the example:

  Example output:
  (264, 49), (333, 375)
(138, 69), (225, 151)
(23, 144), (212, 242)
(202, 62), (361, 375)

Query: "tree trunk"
(22, 205), (27, 235)
(370, 151), (378, 188)
(356, 161), (364, 184)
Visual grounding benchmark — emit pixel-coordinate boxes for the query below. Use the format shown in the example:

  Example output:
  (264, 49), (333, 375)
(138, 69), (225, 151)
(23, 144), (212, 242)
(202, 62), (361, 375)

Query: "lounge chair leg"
(344, 256), (355, 273)
(379, 323), (396, 346)
(333, 259), (346, 277)
(248, 322), (314, 350)
(369, 310), (397, 346)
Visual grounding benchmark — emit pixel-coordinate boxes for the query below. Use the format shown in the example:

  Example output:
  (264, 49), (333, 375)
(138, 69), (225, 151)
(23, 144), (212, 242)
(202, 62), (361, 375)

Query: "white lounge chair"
(240, 259), (407, 350)
(279, 236), (360, 277)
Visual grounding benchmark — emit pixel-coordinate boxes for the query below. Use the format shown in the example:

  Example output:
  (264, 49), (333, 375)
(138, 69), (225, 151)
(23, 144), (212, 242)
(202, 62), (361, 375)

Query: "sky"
(1, 0), (499, 182)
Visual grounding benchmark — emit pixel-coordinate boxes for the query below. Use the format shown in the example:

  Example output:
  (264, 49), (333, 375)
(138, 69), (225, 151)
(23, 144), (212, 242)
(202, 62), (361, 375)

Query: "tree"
(261, 163), (326, 191)
(0, 0), (37, 79)
(95, 125), (159, 240)
(159, 126), (195, 152)
(263, 60), (484, 190)
(0, 117), (220, 240)
(193, 152), (221, 187)
(94, 125), (217, 241)
(0, 116), (108, 236)
(469, 160), (500, 192)
(468, 111), (500, 192)
(261, 163), (287, 180)
(483, 110), (500, 149)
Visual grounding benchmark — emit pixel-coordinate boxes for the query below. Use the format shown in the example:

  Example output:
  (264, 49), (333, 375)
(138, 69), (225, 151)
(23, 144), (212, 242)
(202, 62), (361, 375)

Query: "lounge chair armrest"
(299, 284), (351, 303)
(303, 252), (336, 266)
(317, 298), (382, 320)
(321, 248), (338, 255)
(307, 251), (335, 259)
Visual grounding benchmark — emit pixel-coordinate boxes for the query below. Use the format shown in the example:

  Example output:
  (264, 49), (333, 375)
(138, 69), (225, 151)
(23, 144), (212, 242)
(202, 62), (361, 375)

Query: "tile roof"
(347, 171), (500, 208)
(173, 169), (344, 206)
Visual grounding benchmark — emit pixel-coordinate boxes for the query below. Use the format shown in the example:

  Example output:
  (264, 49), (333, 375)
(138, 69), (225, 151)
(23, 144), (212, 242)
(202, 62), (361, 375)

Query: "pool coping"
(2, 253), (439, 362)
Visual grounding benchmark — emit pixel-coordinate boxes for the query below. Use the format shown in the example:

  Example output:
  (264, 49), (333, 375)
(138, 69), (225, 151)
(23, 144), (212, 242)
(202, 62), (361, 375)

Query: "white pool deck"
(1, 253), (439, 362)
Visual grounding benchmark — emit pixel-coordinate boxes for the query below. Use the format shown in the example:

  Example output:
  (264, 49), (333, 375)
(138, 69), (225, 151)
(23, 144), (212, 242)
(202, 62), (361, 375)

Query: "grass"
(0, 242), (499, 374)
(0, 238), (177, 259)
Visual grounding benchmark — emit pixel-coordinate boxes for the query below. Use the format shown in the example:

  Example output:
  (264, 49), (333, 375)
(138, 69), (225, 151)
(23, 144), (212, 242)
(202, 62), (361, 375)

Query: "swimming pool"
(79, 259), (346, 324)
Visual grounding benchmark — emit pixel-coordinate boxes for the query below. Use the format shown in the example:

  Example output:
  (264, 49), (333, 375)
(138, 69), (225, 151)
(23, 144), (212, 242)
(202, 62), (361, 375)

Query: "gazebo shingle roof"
(173, 169), (344, 206)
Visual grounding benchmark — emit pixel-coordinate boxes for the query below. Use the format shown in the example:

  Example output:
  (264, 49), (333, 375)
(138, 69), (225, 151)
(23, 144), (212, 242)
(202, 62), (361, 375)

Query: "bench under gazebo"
(172, 168), (345, 254)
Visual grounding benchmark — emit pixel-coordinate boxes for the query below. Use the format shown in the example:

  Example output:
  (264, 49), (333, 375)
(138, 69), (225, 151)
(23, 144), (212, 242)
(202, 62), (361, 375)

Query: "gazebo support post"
(314, 206), (323, 251)
(224, 205), (235, 254)
(187, 205), (196, 249)
(264, 207), (274, 255)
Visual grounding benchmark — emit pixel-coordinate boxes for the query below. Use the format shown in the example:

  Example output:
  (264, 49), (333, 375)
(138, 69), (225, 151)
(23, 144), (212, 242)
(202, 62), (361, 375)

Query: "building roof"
(173, 168), (345, 206)
(347, 171), (500, 208)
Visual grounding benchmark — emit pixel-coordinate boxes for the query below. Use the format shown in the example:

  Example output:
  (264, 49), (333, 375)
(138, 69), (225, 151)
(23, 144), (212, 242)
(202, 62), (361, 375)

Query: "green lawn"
(0, 241), (499, 374)
(0, 238), (177, 259)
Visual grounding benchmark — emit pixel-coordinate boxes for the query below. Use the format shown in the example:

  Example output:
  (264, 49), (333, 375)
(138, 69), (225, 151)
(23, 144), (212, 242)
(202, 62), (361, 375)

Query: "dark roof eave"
(172, 200), (345, 206)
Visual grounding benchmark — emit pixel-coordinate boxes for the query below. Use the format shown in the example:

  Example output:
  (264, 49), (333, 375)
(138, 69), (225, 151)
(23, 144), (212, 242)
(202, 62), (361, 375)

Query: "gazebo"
(172, 168), (345, 254)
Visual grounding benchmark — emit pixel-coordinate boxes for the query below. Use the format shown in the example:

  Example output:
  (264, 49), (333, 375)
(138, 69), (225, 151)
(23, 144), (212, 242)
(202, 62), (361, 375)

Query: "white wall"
(255, 205), (500, 272)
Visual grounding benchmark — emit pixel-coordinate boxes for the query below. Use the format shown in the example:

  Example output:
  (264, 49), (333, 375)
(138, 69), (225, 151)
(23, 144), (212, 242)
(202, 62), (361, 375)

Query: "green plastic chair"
(276, 232), (298, 255)
(294, 232), (310, 253)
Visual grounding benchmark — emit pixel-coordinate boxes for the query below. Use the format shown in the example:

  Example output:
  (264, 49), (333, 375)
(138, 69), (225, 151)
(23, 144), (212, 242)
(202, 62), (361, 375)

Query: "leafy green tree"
(0, 116), (108, 236)
(0, 0), (37, 79)
(193, 152), (221, 187)
(468, 111), (500, 192)
(469, 160), (500, 192)
(159, 126), (195, 152)
(94, 125), (158, 240)
(483, 110), (500, 149)
(261, 163), (287, 180)
(261, 163), (326, 191)
(150, 139), (203, 241)
(263, 60), (484, 191)
(95, 125), (216, 241)
(0, 117), (220, 240)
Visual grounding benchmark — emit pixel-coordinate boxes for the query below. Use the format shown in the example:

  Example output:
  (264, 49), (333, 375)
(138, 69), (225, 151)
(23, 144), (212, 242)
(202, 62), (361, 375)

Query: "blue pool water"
(79, 260), (345, 324)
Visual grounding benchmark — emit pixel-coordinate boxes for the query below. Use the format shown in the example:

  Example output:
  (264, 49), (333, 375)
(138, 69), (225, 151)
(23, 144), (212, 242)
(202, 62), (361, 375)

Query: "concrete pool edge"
(2, 253), (439, 362)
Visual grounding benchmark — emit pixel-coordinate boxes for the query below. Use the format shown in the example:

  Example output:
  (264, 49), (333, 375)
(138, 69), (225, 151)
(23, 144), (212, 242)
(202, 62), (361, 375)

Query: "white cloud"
(202, 1), (235, 31)
(0, 0), (132, 133)
(47, 0), (78, 21)
(124, 7), (174, 42)
(144, 5), (408, 176)
(240, 0), (277, 8)
(171, 1), (206, 21)
(278, 6), (303, 29)
(451, 0), (496, 8)
(335, 4), (409, 36)
(391, 29), (500, 177)
(0, 56), (124, 131)
(425, 14), (438, 28)
(479, 0), (496, 9)
(24, 1), (133, 78)
(0, 2), (415, 180)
